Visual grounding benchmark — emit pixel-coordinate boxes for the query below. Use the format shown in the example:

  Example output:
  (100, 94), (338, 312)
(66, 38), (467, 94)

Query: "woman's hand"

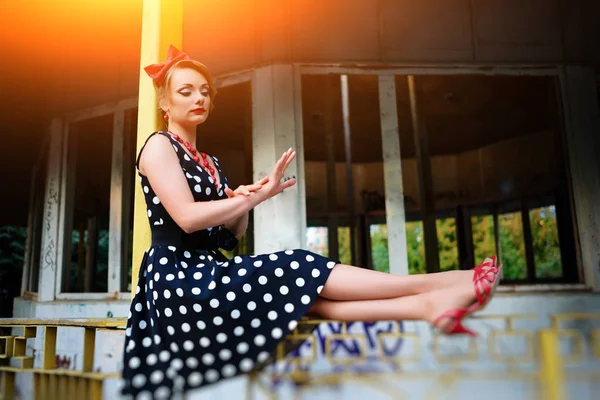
(259, 148), (297, 200)
(224, 176), (269, 198)
(222, 177), (268, 237)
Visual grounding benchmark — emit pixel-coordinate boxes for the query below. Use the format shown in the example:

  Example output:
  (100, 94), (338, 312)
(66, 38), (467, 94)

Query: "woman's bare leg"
(311, 283), (477, 330)
(320, 264), (475, 301)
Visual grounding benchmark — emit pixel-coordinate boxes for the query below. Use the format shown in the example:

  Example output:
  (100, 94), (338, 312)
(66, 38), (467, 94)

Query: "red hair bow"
(144, 45), (191, 87)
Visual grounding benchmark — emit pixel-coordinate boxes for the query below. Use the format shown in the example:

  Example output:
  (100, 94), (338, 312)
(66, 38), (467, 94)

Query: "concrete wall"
(185, 0), (600, 76)
(10, 292), (600, 399)
(6, 1), (599, 122)
(305, 129), (560, 215)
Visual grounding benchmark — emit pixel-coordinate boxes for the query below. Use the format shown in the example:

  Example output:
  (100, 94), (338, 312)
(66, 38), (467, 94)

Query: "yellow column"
(131, 0), (183, 297)
(539, 329), (566, 400)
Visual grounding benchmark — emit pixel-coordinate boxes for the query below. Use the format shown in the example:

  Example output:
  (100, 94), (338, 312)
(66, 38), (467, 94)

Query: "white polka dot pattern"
(122, 131), (337, 398)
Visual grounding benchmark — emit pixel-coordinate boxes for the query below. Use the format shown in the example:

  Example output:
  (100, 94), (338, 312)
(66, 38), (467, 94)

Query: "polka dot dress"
(121, 131), (337, 398)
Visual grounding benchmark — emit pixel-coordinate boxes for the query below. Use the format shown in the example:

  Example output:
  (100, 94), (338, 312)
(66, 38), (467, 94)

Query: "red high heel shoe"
(432, 308), (477, 336)
(432, 256), (502, 336)
(468, 256), (502, 314)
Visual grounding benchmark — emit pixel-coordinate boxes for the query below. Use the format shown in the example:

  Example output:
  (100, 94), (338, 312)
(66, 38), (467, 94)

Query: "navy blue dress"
(121, 131), (336, 398)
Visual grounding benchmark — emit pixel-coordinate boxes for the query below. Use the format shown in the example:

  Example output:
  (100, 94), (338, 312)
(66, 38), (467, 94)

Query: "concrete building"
(1, 1), (600, 398)
(3, 0), (599, 317)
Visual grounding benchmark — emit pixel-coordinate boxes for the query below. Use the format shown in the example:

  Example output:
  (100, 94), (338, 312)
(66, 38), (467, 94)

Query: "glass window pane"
(337, 226), (352, 265)
(370, 224), (388, 273)
(306, 226), (352, 264)
(396, 74), (574, 282)
(406, 221), (426, 274)
(471, 214), (497, 266)
(64, 115), (112, 293)
(530, 205), (562, 279)
(437, 217), (459, 271)
(306, 227), (328, 257)
(499, 212), (527, 280)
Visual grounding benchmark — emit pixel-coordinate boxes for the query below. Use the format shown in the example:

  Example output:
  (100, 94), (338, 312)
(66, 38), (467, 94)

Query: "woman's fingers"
(283, 150), (296, 170)
(224, 187), (235, 198)
(268, 148), (296, 188)
(280, 177), (296, 190)
(275, 151), (296, 179)
(255, 176), (269, 185)
(245, 184), (262, 192)
(274, 149), (294, 176)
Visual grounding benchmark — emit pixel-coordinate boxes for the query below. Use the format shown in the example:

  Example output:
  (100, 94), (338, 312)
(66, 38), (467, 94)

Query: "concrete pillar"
(559, 66), (600, 291)
(378, 75), (409, 275)
(38, 118), (64, 302)
(252, 65), (305, 254)
(108, 110), (124, 295)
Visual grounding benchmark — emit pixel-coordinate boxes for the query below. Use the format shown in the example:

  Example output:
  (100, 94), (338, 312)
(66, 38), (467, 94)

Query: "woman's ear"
(158, 93), (169, 114)
(158, 101), (167, 114)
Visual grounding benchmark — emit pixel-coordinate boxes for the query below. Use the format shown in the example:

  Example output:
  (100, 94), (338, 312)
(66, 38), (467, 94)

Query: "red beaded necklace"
(169, 131), (219, 189)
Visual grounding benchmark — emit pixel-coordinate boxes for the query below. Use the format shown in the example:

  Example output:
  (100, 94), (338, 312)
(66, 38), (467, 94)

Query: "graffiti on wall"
(270, 320), (406, 377)
(42, 178), (59, 271)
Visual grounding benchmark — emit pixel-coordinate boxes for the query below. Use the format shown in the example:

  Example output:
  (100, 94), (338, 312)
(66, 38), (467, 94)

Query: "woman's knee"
(308, 298), (334, 317)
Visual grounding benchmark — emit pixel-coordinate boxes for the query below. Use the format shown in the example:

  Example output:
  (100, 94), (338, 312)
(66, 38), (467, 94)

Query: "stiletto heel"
(432, 256), (502, 337)
(432, 308), (477, 337)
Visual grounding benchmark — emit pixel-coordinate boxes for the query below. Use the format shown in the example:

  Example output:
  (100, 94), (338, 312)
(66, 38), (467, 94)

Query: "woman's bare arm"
(222, 177), (269, 238)
(139, 135), (262, 233)
(139, 135), (296, 234)
(223, 213), (248, 239)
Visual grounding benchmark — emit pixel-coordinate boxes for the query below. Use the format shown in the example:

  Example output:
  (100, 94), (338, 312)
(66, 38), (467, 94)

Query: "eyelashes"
(178, 91), (210, 97)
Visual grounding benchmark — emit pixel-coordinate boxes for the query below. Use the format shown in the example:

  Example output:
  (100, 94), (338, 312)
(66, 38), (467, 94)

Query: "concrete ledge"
(12, 297), (130, 319)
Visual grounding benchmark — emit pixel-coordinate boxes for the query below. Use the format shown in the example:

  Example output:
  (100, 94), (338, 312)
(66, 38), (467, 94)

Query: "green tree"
(321, 204), (562, 282)
(405, 222), (426, 274)
(0, 226), (26, 289)
(337, 227), (352, 266)
(436, 218), (459, 271)
(471, 215), (497, 266)
(370, 225), (389, 273)
(529, 206), (561, 279)
(0, 226), (27, 317)
(498, 212), (527, 280)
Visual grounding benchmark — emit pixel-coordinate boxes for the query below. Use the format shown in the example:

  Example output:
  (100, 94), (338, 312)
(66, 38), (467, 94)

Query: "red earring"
(163, 113), (169, 121)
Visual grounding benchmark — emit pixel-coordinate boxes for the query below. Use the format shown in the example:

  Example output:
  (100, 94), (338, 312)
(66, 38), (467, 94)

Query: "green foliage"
(96, 230), (109, 291)
(497, 212), (527, 280)
(337, 227), (352, 265)
(0, 226), (27, 295)
(369, 205), (562, 280)
(530, 206), (562, 279)
(404, 222), (427, 274)
(471, 215), (497, 268)
(370, 225), (389, 273)
(370, 223), (428, 274)
(436, 218), (459, 271)
(67, 228), (109, 292)
(371, 220), (461, 274)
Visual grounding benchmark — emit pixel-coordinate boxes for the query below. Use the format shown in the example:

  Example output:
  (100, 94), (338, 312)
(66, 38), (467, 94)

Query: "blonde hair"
(156, 60), (218, 119)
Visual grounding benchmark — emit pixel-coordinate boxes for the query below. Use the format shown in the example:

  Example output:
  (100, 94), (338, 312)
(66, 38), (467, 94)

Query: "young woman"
(122, 45), (502, 398)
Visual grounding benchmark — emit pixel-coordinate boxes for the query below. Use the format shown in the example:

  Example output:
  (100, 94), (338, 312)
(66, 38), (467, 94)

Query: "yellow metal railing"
(0, 319), (125, 400)
(250, 314), (600, 400)
(1, 314), (600, 399)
